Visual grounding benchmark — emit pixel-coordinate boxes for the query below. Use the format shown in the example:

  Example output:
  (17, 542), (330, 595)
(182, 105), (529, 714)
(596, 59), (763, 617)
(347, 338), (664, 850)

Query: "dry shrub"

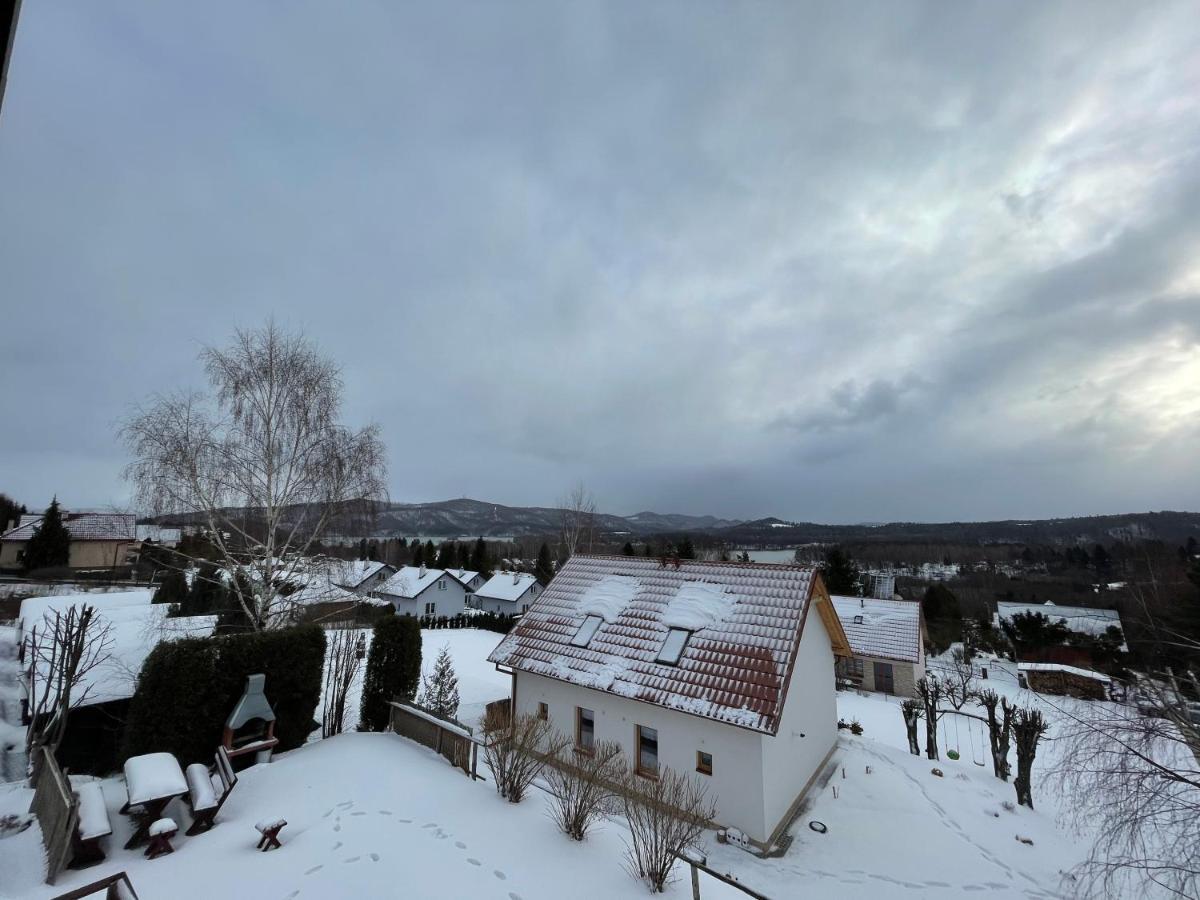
(619, 765), (717, 893)
(545, 740), (626, 840)
(481, 709), (567, 803)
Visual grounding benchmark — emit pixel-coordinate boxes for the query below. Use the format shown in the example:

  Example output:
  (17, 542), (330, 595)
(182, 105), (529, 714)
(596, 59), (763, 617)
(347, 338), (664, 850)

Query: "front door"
(873, 661), (895, 694)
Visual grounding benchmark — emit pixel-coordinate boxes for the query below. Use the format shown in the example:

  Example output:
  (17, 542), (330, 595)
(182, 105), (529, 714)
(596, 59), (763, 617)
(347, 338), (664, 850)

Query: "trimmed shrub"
(359, 615), (422, 731)
(122, 625), (326, 766)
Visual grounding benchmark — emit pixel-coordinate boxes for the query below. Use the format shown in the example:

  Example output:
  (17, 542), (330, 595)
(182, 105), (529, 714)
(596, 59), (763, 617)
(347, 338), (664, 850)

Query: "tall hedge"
(123, 625), (326, 766)
(359, 615), (422, 731)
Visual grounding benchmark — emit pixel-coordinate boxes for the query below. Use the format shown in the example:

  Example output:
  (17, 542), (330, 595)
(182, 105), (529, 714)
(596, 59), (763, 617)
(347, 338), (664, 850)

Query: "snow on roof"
(375, 566), (446, 599)
(830, 595), (923, 663)
(136, 525), (182, 543)
(995, 601), (1123, 637)
(326, 559), (391, 589)
(488, 555), (845, 735)
(20, 590), (217, 706)
(1018, 661), (1111, 683)
(474, 571), (539, 603)
(445, 568), (480, 587)
(2, 512), (136, 542)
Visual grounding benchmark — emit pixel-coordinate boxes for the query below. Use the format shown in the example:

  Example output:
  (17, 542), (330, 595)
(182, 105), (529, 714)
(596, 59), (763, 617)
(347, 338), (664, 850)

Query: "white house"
(372, 565), (469, 618)
(472, 571), (541, 614)
(328, 559), (397, 595)
(830, 595), (925, 697)
(487, 555), (850, 849)
(445, 568), (484, 594)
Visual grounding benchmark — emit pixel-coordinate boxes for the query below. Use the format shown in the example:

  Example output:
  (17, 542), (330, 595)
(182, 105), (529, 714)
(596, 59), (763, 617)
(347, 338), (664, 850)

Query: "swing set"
(942, 710), (987, 766)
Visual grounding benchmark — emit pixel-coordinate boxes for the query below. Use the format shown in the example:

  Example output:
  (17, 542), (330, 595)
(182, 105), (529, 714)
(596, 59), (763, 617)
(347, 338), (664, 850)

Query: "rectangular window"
(696, 751), (713, 776)
(424, 601), (435, 616)
(521, 603), (530, 614)
(576, 707), (594, 753)
(656, 628), (691, 665)
(837, 657), (864, 680)
(537, 702), (548, 721)
(570, 615), (604, 647)
(637, 725), (658, 777)
(438, 579), (446, 590)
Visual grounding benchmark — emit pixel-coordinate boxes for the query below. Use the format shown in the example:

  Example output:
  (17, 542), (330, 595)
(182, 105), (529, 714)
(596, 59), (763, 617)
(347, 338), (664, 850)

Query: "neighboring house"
(994, 601), (1125, 644)
(830, 595), (925, 697)
(0, 512), (137, 571)
(134, 524), (182, 546)
(372, 565), (469, 617)
(329, 559), (397, 595)
(445, 568), (483, 593)
(487, 555), (851, 849)
(472, 571), (541, 614)
(1018, 662), (1111, 701)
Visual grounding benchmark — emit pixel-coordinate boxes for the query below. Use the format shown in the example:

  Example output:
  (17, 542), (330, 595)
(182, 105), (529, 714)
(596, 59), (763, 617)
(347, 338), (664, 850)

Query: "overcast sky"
(1, 2), (1198, 524)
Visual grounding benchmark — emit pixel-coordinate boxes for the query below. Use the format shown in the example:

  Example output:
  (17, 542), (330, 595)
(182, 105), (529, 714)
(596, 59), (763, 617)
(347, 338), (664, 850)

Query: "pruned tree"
(559, 483), (596, 558)
(23, 604), (113, 782)
(619, 765), (717, 893)
(977, 689), (1014, 780)
(1010, 706), (1048, 809)
(321, 629), (363, 738)
(915, 675), (947, 760)
(944, 647), (977, 711)
(480, 708), (568, 803)
(545, 739), (626, 841)
(900, 698), (923, 756)
(418, 644), (460, 720)
(122, 322), (387, 631)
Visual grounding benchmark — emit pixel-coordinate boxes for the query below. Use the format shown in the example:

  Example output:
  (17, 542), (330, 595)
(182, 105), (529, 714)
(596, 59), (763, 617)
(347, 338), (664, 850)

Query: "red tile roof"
(487, 555), (848, 735)
(1, 512), (136, 542)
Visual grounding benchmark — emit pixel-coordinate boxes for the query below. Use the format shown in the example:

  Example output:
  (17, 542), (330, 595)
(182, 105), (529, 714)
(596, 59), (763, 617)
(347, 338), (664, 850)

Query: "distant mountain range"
(359, 500), (1200, 547)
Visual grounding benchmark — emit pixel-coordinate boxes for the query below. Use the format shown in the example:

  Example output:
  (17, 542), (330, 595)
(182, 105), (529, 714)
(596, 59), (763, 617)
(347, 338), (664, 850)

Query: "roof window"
(656, 628), (691, 665)
(570, 615), (604, 648)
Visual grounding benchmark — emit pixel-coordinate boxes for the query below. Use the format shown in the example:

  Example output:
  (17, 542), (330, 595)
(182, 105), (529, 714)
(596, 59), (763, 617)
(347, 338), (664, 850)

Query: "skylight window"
(656, 628), (691, 665)
(570, 615), (604, 647)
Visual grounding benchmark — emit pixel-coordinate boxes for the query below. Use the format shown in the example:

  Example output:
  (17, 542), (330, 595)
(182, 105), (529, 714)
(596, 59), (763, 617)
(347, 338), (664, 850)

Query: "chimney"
(513, 571), (520, 585)
(419, 564), (427, 578)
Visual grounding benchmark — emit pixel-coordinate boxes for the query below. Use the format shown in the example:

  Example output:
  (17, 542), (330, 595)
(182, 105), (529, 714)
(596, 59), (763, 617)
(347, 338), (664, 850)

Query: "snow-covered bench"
(69, 778), (112, 869)
(254, 817), (286, 851)
(184, 746), (238, 836)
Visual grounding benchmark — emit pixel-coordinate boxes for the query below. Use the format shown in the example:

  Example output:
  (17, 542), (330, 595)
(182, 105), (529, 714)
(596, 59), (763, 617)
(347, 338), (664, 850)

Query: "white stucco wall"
(385, 575), (468, 617)
(514, 671), (770, 841)
(474, 583), (541, 615)
(759, 604), (838, 840)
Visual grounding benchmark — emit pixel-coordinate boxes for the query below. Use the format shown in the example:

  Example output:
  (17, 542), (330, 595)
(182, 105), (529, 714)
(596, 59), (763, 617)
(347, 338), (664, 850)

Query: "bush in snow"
(545, 739), (626, 840)
(481, 709), (567, 803)
(418, 644), (460, 721)
(619, 765), (717, 893)
(359, 614), (421, 731)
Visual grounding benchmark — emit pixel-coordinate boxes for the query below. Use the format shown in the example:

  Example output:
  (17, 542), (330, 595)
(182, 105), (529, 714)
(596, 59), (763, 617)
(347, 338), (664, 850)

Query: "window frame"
(575, 707), (595, 755)
(636, 724), (659, 779)
(696, 750), (713, 776)
(537, 702), (548, 721)
(424, 600), (435, 616)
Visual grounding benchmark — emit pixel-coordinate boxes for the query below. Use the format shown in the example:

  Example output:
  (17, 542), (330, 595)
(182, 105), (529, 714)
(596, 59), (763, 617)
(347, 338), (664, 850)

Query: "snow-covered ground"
(1, 733), (744, 899)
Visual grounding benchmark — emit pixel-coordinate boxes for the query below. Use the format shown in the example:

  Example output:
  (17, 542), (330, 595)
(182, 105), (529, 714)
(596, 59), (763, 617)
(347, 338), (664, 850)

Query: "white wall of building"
(473, 583), (541, 615)
(759, 606), (838, 840)
(385, 575), (468, 617)
(514, 671), (769, 842)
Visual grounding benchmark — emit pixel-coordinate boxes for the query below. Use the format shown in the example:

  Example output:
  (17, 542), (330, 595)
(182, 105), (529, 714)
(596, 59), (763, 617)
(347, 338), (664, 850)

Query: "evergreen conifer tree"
(470, 537), (490, 576)
(419, 644), (460, 720)
(358, 538), (368, 561)
(183, 562), (225, 615)
(534, 543), (555, 585)
(678, 537), (696, 559)
(643, 543), (654, 558)
(411, 541), (425, 567)
(822, 546), (861, 595)
(622, 542), (635, 556)
(23, 498), (72, 571)
(424, 540), (436, 566)
(360, 615), (422, 730)
(435, 542), (457, 569)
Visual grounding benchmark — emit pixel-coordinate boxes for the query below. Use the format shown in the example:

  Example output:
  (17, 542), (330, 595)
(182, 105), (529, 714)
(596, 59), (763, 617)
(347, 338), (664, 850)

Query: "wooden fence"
(388, 701), (479, 778)
(29, 747), (77, 884)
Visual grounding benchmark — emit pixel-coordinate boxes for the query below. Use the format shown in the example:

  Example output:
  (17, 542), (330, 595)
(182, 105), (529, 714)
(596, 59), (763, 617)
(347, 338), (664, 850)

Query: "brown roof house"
(830, 595), (925, 697)
(0, 511), (137, 572)
(487, 555), (850, 850)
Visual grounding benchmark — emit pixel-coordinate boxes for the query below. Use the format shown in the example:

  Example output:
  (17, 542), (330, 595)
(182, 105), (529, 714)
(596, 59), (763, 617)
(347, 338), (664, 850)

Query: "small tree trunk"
(901, 700), (921, 756)
(980, 692), (1013, 780)
(1010, 707), (1048, 809)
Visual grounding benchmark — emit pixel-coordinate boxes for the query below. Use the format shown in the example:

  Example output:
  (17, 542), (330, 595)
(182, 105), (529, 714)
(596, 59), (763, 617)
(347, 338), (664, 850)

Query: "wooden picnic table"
(119, 753), (188, 849)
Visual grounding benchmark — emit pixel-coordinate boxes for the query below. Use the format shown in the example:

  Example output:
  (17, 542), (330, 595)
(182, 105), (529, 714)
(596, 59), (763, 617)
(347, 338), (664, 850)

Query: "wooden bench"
(69, 779), (112, 869)
(185, 746), (238, 836)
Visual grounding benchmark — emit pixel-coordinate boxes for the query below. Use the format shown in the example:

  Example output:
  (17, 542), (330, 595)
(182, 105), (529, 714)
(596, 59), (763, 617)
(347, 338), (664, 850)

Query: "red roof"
(487, 555), (847, 735)
(1, 512), (136, 542)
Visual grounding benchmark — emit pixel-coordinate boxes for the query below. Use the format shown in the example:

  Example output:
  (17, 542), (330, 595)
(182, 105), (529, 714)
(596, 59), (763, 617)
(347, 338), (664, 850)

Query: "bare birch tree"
(559, 482), (597, 558)
(23, 604), (113, 783)
(321, 629), (363, 739)
(1049, 579), (1200, 898)
(122, 322), (387, 630)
